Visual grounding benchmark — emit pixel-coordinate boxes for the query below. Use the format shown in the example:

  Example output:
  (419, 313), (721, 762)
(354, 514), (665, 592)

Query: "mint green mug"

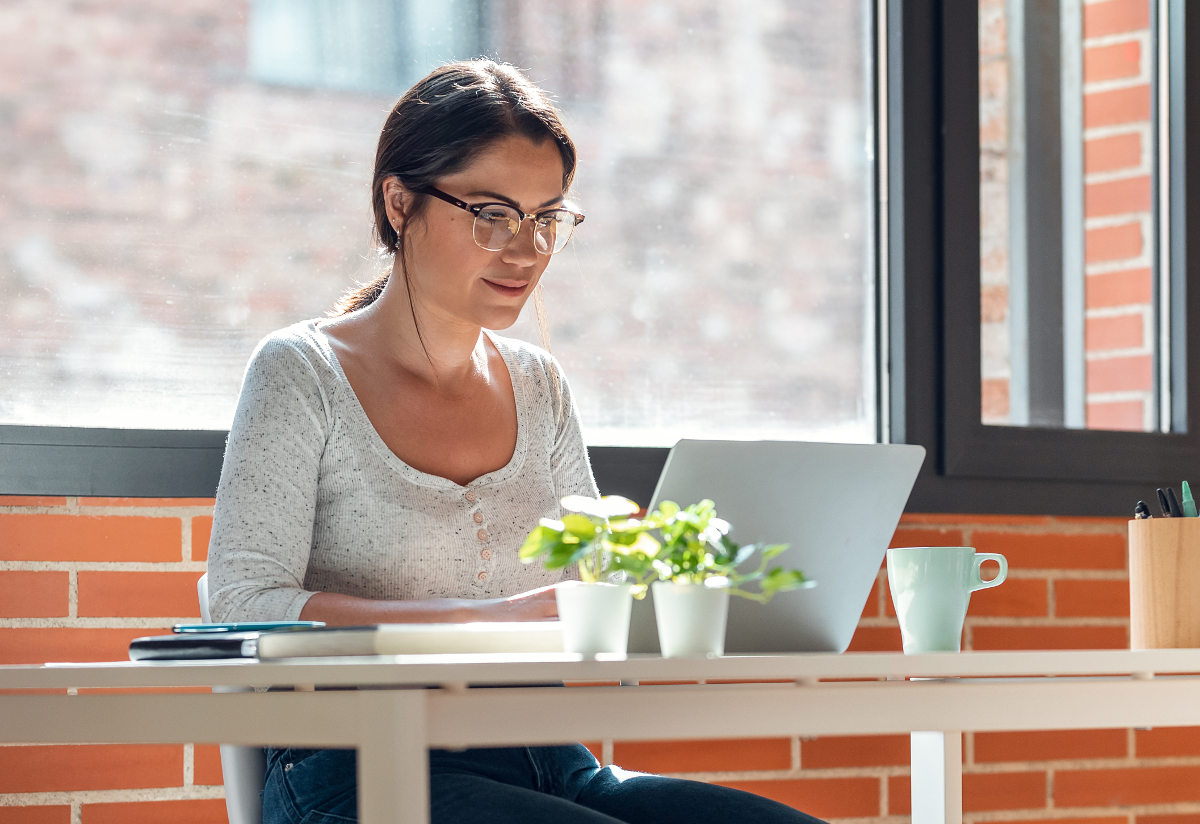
(886, 546), (1007, 653)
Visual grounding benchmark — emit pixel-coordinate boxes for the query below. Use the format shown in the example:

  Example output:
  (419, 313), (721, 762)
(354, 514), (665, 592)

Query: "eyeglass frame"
(417, 185), (585, 255)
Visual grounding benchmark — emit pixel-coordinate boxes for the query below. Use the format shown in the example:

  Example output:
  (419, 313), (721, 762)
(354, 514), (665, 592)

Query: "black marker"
(1157, 488), (1173, 517)
(1166, 487), (1185, 518)
(1166, 489), (1185, 515)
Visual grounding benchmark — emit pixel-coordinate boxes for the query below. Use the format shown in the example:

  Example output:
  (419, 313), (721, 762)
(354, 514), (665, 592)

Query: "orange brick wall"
(1082, 0), (1155, 430)
(3, 498), (1196, 824)
(981, 0), (1156, 430)
(0, 497), (222, 824)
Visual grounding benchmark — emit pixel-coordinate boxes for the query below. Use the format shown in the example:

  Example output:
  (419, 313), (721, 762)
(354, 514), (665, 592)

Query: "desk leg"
(911, 731), (962, 824)
(357, 690), (430, 824)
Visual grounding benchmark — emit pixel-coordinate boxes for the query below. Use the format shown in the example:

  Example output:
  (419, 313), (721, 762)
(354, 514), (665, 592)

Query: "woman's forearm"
(298, 587), (557, 626)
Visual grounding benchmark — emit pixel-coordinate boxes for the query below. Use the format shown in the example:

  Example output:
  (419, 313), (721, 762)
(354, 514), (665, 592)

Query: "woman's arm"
(299, 586), (558, 626)
(207, 335), (330, 623)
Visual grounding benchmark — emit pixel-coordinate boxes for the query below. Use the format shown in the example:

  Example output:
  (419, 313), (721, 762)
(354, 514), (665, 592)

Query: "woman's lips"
(483, 279), (529, 298)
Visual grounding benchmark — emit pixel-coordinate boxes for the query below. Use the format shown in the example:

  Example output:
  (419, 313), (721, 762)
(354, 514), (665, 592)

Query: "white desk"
(4, 649), (1200, 824)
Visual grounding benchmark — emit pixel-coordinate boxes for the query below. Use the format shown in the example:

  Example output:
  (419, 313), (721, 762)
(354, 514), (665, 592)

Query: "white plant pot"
(651, 581), (731, 658)
(555, 581), (634, 656)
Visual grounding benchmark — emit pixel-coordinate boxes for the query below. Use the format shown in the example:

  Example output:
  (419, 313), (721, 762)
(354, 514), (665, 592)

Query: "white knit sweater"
(206, 320), (599, 623)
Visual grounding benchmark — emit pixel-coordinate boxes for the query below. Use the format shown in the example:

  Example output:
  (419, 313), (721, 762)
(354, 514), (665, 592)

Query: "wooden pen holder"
(1129, 517), (1200, 648)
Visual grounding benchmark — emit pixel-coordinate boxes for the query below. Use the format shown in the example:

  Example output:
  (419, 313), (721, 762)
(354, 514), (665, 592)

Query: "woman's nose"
(500, 218), (540, 266)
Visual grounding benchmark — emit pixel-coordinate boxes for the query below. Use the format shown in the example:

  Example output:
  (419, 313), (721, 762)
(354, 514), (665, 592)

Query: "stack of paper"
(252, 622), (564, 659)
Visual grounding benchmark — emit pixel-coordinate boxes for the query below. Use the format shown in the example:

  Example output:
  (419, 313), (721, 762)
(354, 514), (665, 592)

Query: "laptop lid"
(626, 439), (925, 654)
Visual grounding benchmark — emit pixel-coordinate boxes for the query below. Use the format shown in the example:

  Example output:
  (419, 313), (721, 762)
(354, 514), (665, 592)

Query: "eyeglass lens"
(472, 205), (576, 255)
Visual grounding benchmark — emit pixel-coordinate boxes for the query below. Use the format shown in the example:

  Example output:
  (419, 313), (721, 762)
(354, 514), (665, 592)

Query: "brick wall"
(1082, 0), (1156, 430)
(0, 496), (221, 824)
(980, 0), (1156, 430)
(4, 499), (1197, 823)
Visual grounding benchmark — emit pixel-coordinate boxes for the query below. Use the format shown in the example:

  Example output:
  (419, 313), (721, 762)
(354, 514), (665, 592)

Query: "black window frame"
(2, 0), (1197, 518)
(897, 0), (1200, 516)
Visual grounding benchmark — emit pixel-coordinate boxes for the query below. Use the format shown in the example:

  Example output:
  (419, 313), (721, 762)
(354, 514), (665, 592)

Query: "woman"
(208, 59), (825, 824)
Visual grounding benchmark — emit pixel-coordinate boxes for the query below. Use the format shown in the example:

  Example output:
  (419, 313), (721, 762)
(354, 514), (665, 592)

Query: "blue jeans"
(262, 745), (828, 824)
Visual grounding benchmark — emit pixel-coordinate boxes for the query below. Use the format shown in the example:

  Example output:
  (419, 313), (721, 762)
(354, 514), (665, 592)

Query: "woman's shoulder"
(248, 319), (332, 368)
(241, 319), (342, 392)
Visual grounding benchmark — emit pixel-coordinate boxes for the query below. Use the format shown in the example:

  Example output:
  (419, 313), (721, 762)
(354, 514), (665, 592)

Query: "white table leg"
(356, 689), (430, 824)
(910, 731), (962, 824)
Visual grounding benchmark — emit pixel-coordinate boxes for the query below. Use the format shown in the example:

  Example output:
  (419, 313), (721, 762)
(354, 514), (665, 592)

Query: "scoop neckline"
(307, 320), (530, 491)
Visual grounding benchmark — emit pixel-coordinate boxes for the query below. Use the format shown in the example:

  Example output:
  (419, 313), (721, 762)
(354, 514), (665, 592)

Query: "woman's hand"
(467, 585), (559, 622)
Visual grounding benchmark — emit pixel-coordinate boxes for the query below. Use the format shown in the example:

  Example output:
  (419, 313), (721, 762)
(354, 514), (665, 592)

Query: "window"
(2, 1), (876, 447)
(979, 0), (1183, 433)
(7, 0), (1199, 514)
(919, 0), (1200, 508)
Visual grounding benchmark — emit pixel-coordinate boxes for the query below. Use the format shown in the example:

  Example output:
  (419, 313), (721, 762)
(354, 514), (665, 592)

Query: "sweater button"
(481, 549), (492, 560)
(477, 571), (488, 581)
(477, 529), (488, 541)
(464, 491), (477, 503)
(473, 511), (483, 524)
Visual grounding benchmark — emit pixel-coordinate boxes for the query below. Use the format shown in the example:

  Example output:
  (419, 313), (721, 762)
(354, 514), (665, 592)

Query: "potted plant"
(519, 495), (660, 656)
(648, 499), (813, 657)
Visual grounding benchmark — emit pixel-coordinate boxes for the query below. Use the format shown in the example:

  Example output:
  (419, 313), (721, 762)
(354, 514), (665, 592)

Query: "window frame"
(895, 0), (1200, 515)
(2, 0), (1197, 518)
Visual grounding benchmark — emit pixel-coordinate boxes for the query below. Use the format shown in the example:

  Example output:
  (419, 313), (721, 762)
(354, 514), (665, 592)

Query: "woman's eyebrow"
(466, 190), (565, 210)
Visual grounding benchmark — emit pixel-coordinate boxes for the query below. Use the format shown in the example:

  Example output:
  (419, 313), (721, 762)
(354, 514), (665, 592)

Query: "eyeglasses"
(419, 186), (584, 255)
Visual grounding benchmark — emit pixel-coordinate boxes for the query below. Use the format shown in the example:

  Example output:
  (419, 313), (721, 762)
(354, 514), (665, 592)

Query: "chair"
(197, 573), (267, 824)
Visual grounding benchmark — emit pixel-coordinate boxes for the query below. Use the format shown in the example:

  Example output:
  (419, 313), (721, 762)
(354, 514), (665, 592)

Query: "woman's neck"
(343, 270), (489, 394)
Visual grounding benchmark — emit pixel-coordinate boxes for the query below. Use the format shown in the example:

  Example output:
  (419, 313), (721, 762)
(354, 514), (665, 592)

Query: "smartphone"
(171, 621), (325, 634)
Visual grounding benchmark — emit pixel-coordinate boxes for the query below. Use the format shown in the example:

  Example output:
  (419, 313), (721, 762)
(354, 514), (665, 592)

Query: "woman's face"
(392, 135), (566, 332)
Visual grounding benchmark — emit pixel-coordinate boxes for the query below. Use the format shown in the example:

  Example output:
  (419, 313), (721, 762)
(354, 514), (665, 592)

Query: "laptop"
(627, 440), (925, 654)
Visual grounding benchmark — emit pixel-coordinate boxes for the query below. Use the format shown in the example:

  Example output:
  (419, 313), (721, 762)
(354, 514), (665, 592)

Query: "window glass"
(4, 0), (875, 445)
(980, 0), (1164, 431)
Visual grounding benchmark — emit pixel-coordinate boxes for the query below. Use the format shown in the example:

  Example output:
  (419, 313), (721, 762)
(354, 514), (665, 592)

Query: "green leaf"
(518, 524), (563, 561)
(541, 544), (574, 569)
(565, 541), (595, 567)
(760, 543), (790, 562)
(761, 567), (814, 595)
(610, 551), (654, 579)
(730, 543), (757, 567)
(560, 513), (601, 540)
(628, 532), (661, 557)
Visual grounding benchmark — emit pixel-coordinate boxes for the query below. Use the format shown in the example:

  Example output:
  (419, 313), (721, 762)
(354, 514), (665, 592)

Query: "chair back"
(196, 573), (267, 824)
(197, 573), (212, 622)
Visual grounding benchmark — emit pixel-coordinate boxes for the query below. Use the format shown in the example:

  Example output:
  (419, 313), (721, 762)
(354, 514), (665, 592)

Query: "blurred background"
(0, 0), (874, 445)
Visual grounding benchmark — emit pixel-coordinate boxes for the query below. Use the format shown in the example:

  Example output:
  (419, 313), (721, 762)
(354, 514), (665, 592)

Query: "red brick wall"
(3, 499), (1196, 823)
(0, 497), (222, 823)
(1083, 0), (1155, 430)
(981, 0), (1157, 430)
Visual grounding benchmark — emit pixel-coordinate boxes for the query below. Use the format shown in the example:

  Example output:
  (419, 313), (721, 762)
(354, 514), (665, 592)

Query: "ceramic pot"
(555, 581), (634, 656)
(651, 581), (731, 657)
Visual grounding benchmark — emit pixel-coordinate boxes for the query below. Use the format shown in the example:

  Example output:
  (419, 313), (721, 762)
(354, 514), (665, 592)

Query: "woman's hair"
(332, 60), (577, 319)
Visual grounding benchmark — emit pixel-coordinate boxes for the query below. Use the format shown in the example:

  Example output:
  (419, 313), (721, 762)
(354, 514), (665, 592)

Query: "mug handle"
(971, 553), (1008, 591)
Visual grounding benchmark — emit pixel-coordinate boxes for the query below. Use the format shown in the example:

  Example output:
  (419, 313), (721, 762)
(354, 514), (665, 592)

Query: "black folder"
(128, 631), (261, 661)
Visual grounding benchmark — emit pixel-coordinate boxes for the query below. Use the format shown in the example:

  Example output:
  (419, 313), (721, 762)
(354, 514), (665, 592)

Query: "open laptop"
(627, 440), (925, 654)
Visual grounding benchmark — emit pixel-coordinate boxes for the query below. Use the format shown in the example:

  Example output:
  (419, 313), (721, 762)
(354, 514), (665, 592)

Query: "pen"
(1157, 488), (1173, 517)
(1184, 481), (1198, 517)
(1166, 487), (1185, 518)
(1134, 500), (1151, 519)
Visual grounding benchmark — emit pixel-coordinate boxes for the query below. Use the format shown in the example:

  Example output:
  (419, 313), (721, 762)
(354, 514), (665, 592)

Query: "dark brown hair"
(332, 60), (577, 316)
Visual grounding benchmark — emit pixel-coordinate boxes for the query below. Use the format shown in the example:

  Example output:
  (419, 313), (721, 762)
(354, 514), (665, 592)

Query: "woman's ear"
(382, 176), (411, 234)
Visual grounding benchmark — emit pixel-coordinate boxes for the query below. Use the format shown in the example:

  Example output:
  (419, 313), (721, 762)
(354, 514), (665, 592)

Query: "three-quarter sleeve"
(206, 336), (330, 622)
(548, 355), (601, 501)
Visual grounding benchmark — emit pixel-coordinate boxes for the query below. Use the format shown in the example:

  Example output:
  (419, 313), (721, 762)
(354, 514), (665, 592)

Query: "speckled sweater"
(206, 320), (599, 623)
